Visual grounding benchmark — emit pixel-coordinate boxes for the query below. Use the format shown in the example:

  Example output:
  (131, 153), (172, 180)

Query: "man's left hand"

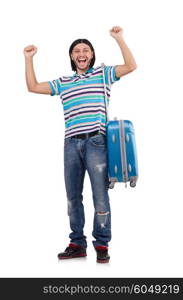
(109, 26), (123, 39)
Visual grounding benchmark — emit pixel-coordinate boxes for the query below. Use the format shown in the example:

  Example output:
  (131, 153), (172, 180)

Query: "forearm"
(25, 57), (38, 91)
(115, 36), (137, 69)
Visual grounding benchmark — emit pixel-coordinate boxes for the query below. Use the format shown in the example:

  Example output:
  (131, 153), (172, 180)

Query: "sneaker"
(95, 246), (110, 263)
(58, 243), (87, 260)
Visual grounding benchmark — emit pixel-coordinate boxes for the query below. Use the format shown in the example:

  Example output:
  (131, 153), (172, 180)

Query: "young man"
(24, 26), (137, 263)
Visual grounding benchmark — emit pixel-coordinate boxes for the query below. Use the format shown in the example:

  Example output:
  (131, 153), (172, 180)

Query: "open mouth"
(78, 59), (87, 64)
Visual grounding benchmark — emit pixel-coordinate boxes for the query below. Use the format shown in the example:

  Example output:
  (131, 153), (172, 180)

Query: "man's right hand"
(24, 45), (37, 58)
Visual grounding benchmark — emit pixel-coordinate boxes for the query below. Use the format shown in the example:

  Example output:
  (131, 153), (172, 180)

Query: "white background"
(0, 0), (183, 277)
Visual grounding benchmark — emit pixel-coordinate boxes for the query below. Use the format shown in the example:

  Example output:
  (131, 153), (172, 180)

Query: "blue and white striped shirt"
(49, 65), (120, 138)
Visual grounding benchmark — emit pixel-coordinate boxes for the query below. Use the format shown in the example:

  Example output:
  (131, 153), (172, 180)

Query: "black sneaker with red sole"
(58, 243), (87, 260)
(95, 246), (110, 263)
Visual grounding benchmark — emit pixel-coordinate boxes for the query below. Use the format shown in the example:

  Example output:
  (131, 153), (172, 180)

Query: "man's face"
(71, 43), (93, 74)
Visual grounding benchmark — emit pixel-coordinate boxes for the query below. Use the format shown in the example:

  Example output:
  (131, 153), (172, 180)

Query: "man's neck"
(76, 68), (89, 75)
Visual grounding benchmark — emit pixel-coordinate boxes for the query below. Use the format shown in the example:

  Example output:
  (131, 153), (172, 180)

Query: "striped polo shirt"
(49, 65), (120, 138)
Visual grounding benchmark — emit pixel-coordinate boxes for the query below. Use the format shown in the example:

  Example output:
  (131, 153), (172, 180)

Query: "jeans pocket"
(64, 137), (72, 147)
(90, 135), (106, 147)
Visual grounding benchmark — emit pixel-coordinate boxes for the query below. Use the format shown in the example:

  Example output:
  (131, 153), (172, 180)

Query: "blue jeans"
(64, 133), (111, 249)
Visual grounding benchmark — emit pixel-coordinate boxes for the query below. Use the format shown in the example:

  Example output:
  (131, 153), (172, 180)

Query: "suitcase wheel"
(130, 180), (136, 188)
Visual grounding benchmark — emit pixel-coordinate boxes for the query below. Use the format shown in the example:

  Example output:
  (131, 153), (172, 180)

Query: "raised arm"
(109, 26), (137, 78)
(24, 45), (52, 94)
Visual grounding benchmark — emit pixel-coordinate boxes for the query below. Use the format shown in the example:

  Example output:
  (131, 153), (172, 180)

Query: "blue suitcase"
(106, 119), (138, 188)
(101, 63), (138, 188)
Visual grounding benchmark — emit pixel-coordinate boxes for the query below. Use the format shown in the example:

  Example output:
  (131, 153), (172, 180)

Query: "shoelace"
(65, 246), (77, 253)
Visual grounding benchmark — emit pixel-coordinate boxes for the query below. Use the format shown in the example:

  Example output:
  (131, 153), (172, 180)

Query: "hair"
(69, 39), (96, 71)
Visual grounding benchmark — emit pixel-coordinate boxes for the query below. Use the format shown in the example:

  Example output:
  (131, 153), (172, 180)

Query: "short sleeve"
(48, 79), (62, 96)
(104, 66), (120, 85)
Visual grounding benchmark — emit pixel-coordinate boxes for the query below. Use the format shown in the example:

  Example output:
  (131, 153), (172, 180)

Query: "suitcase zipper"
(119, 120), (128, 187)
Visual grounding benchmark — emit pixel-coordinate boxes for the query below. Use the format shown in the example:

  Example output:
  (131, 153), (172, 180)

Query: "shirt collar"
(73, 67), (94, 77)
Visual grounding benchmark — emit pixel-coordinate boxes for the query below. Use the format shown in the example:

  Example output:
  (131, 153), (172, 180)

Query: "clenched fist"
(109, 26), (123, 39)
(24, 45), (37, 58)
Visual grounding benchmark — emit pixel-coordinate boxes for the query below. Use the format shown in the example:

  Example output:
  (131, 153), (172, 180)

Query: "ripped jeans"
(64, 133), (111, 248)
